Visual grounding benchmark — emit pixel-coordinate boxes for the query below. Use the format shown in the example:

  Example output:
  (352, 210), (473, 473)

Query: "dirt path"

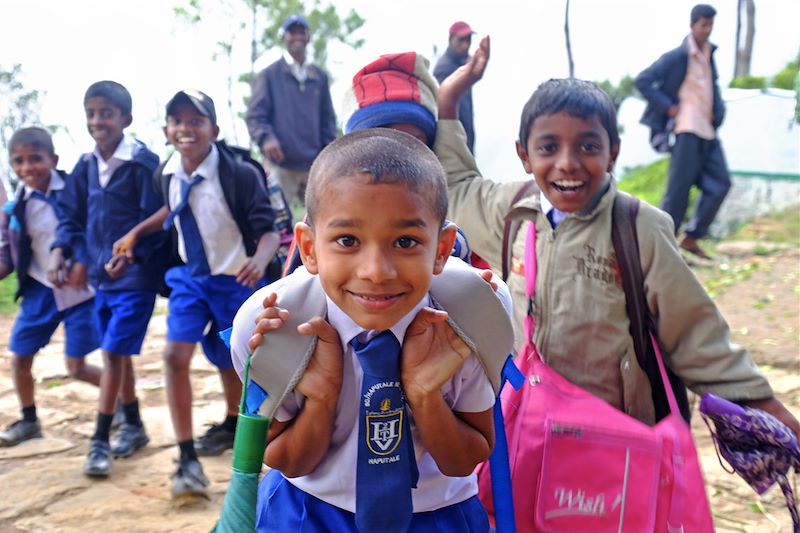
(0, 248), (797, 532)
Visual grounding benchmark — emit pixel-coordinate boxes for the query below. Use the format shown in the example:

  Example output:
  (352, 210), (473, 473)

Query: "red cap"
(449, 21), (474, 38)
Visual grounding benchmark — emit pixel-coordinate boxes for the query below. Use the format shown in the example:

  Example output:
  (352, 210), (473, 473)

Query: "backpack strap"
(501, 181), (536, 282)
(611, 193), (691, 422)
(247, 257), (517, 417)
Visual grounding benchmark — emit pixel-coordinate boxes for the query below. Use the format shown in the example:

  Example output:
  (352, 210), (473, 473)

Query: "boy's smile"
(84, 96), (131, 159)
(296, 174), (455, 331)
(517, 112), (619, 214)
(164, 103), (219, 174)
(10, 144), (57, 193)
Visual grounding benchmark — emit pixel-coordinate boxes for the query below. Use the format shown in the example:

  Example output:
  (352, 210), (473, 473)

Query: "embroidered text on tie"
(163, 175), (210, 276)
(351, 330), (417, 533)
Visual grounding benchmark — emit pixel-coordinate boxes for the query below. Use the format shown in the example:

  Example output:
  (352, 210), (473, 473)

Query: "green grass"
(726, 205), (800, 247)
(0, 276), (17, 316)
(617, 158), (699, 211)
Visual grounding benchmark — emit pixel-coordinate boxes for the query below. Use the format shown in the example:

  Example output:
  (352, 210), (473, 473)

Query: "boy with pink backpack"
(438, 36), (799, 531)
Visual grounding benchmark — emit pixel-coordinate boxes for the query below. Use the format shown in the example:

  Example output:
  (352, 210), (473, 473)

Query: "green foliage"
(0, 276), (18, 316)
(727, 205), (800, 248)
(729, 75), (767, 89)
(595, 75), (635, 112)
(617, 158), (669, 207)
(0, 64), (48, 193)
(771, 59), (799, 90)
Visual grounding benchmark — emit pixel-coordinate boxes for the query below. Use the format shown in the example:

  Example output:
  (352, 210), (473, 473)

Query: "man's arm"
(318, 69), (337, 147)
(246, 68), (280, 160)
(634, 51), (678, 117)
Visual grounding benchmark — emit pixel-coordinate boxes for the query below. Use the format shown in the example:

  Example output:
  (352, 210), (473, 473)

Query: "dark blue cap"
(281, 15), (309, 33)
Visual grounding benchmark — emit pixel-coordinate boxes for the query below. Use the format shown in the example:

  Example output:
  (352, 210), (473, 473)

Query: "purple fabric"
(700, 393), (800, 529)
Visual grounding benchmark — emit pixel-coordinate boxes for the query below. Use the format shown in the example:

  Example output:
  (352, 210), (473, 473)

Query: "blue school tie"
(29, 191), (61, 218)
(351, 330), (418, 533)
(162, 175), (210, 276)
(546, 207), (567, 229)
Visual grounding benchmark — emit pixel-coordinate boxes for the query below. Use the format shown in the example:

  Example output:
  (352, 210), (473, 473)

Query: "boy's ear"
(162, 126), (169, 142)
(295, 221), (318, 274)
(123, 114), (133, 128)
(51, 153), (59, 168)
(608, 142), (621, 173)
(433, 222), (458, 275)
(212, 124), (220, 140)
(515, 141), (533, 175)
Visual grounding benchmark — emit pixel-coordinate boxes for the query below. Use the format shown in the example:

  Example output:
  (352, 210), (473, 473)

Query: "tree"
(0, 64), (47, 194)
(595, 76), (635, 112)
(733, 0), (756, 78)
(174, 0), (364, 145)
(564, 0), (575, 78)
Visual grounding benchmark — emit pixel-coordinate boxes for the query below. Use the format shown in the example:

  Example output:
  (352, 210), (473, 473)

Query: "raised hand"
(438, 35), (491, 120)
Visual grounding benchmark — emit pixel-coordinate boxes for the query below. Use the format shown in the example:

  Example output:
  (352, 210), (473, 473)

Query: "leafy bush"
(771, 60), (799, 90)
(729, 75), (767, 89)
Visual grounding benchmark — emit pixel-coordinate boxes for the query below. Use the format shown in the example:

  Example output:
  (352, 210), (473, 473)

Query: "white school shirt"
(234, 289), (502, 513)
(92, 136), (135, 188)
(539, 191), (568, 228)
(163, 145), (249, 276)
(24, 171), (93, 310)
(282, 50), (309, 84)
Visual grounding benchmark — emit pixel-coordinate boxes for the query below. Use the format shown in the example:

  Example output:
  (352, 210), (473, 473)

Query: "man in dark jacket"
(246, 14), (337, 208)
(635, 4), (730, 260)
(434, 21), (476, 153)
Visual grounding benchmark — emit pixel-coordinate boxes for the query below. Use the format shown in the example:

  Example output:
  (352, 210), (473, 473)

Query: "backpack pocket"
(536, 417), (662, 533)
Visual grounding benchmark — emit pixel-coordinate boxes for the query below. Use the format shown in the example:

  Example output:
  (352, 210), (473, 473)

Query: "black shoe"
(111, 423), (150, 458)
(171, 457), (210, 498)
(84, 439), (112, 478)
(0, 419), (42, 447)
(110, 401), (125, 432)
(194, 423), (235, 457)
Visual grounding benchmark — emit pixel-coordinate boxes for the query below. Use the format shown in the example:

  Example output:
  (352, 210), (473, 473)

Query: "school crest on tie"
(366, 408), (403, 456)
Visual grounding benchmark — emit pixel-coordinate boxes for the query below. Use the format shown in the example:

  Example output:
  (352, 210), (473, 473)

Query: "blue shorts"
(165, 267), (262, 370)
(10, 280), (99, 358)
(256, 469), (489, 533)
(94, 289), (157, 356)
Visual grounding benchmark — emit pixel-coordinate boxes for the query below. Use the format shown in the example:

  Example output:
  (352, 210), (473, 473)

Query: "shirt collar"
(23, 169), (64, 199)
(326, 292), (430, 349)
(162, 143), (219, 180)
(92, 136), (135, 163)
(686, 34), (710, 58)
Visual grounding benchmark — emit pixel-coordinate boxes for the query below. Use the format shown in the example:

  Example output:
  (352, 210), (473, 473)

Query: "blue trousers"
(257, 469), (489, 533)
(662, 132), (731, 239)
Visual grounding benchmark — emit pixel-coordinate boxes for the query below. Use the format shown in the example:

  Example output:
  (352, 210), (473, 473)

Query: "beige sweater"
(437, 119), (772, 425)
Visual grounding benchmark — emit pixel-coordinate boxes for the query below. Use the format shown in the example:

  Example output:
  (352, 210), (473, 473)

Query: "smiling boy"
(115, 89), (280, 498)
(231, 128), (498, 532)
(0, 127), (100, 447)
(49, 81), (166, 477)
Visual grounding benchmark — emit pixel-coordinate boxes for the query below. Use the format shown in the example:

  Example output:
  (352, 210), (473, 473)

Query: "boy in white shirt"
(231, 128), (498, 532)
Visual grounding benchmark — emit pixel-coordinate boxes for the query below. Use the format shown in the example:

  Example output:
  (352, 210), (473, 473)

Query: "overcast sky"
(2, 0), (799, 183)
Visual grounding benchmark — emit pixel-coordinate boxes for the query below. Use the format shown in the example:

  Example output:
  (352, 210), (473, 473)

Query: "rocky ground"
(0, 243), (797, 532)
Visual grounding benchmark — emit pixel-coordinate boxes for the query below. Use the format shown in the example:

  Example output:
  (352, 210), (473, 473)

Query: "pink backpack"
(476, 218), (715, 532)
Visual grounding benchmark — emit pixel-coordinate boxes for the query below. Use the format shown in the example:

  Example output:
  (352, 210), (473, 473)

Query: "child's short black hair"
(518, 78), (620, 149)
(306, 128), (448, 225)
(691, 4), (717, 24)
(84, 80), (132, 116)
(8, 127), (55, 156)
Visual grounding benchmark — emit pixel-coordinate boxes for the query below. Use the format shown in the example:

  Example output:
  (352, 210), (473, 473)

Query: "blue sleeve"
(132, 163), (166, 264)
(634, 52), (676, 117)
(319, 71), (337, 147)
(0, 203), (14, 280)
(242, 164), (276, 243)
(246, 69), (277, 149)
(53, 160), (90, 266)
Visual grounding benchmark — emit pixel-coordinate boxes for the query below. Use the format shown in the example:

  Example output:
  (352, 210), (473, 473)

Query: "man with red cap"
(433, 21), (477, 153)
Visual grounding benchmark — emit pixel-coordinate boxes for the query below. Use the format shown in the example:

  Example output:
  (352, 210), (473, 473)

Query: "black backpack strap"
(501, 181), (536, 282)
(611, 193), (691, 423)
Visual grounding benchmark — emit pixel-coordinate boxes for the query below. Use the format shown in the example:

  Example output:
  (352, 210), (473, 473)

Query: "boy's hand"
(66, 261), (88, 289)
(401, 307), (472, 402)
(438, 35), (491, 120)
(295, 317), (343, 404)
(104, 255), (127, 280)
(236, 255), (270, 288)
(112, 231), (138, 263)
(741, 397), (800, 439)
(47, 248), (68, 288)
(261, 138), (285, 164)
(248, 292), (290, 353)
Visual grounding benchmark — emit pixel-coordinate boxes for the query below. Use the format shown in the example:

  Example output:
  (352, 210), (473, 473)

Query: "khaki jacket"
(436, 120), (772, 425)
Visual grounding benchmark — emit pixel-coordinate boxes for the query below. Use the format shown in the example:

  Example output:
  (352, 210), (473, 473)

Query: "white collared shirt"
(675, 34), (715, 140)
(261, 293), (496, 513)
(282, 50), (309, 83)
(163, 144), (248, 276)
(24, 171), (94, 309)
(93, 136), (135, 188)
(539, 191), (568, 228)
